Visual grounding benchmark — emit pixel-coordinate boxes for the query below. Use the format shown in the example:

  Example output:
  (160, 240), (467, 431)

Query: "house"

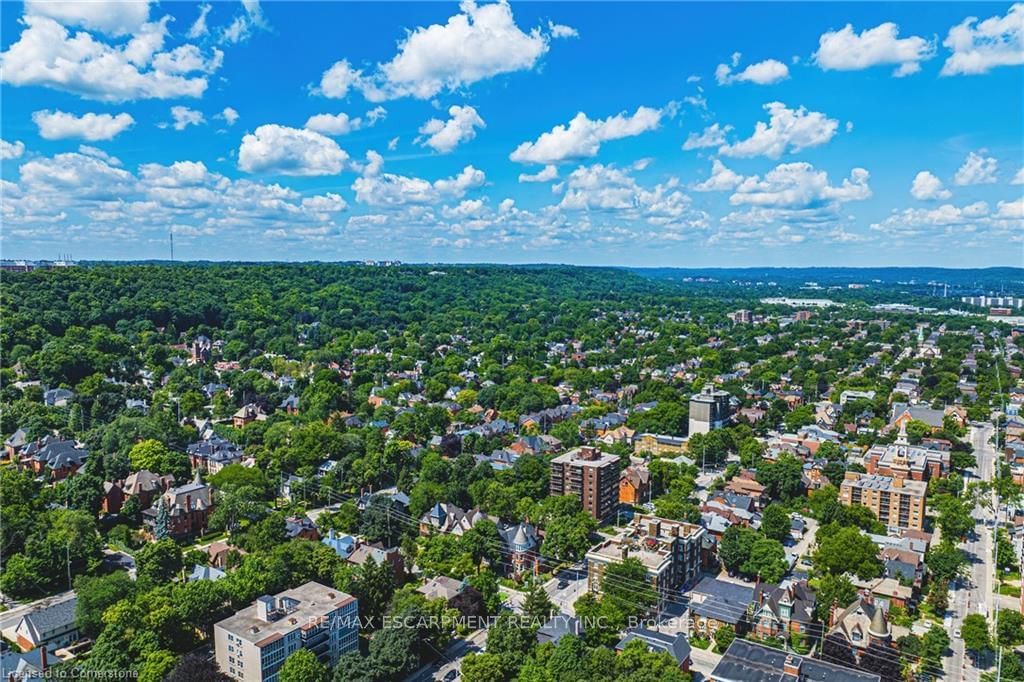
(232, 403), (267, 429)
(12, 596), (78, 652)
(827, 595), (893, 663)
(348, 542), (404, 578)
(889, 403), (944, 431)
(724, 474), (768, 509)
(419, 502), (493, 536)
(187, 434), (244, 474)
(615, 628), (691, 672)
(20, 436), (88, 481)
(4, 427), (28, 460)
(43, 388), (74, 407)
(749, 579), (817, 643)
(417, 576), (467, 603)
(497, 521), (540, 578)
(619, 463), (651, 505)
(322, 530), (357, 560)
(536, 615), (583, 645)
(850, 577), (914, 611)
(278, 395), (300, 415)
(142, 472), (214, 539)
(285, 516), (320, 541)
(0, 647), (48, 680)
(206, 540), (240, 569)
(687, 577), (753, 635)
(710, 639), (880, 682)
(188, 564), (227, 582)
(107, 470), (174, 514)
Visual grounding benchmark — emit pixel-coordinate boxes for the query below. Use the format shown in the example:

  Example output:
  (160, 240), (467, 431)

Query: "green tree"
(814, 525), (882, 580)
(961, 613), (992, 656)
(998, 609), (1024, 647)
(760, 504), (791, 543)
(522, 581), (555, 621)
(758, 453), (804, 501)
(814, 574), (857, 622)
(926, 540), (967, 583)
(603, 558), (657, 618)
(483, 613), (537, 677)
(741, 538), (787, 583)
(128, 439), (189, 480)
(719, 525), (760, 574)
(936, 496), (974, 541)
(461, 652), (506, 682)
(136, 538), (183, 585)
(714, 625), (736, 653)
(75, 572), (137, 638)
(280, 649), (329, 682)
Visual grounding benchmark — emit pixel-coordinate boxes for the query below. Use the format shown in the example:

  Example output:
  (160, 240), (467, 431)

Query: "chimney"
(620, 544), (629, 561)
(783, 654), (801, 677)
(39, 646), (47, 673)
(648, 520), (660, 537)
(186, 494), (192, 511)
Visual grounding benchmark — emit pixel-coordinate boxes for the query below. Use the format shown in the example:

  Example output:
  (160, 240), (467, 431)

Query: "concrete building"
(586, 515), (707, 607)
(839, 471), (927, 531)
(549, 446), (620, 521)
(688, 385), (732, 435)
(214, 581), (358, 682)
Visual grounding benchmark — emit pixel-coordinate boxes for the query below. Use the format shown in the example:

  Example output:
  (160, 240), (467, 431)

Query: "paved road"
(406, 628), (488, 682)
(544, 564), (587, 616)
(947, 423), (997, 681)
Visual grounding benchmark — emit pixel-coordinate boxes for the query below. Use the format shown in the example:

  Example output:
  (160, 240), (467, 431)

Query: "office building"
(550, 446), (620, 521)
(214, 581), (358, 682)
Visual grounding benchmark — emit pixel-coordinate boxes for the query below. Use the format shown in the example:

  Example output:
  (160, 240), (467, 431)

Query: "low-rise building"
(615, 628), (691, 672)
(587, 516), (707, 609)
(710, 639), (880, 682)
(633, 433), (687, 456)
(11, 596), (78, 652)
(687, 577), (753, 635)
(214, 582), (358, 682)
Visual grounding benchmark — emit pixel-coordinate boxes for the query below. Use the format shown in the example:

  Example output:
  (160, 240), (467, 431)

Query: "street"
(947, 423), (997, 681)
(405, 628), (488, 682)
(544, 564), (588, 616)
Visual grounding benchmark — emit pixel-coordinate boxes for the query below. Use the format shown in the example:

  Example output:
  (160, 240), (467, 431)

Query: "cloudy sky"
(1, 1), (1022, 266)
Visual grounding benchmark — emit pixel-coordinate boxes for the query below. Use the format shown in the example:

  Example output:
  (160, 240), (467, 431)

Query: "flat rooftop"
(551, 447), (619, 467)
(215, 581), (356, 646)
(843, 473), (926, 495)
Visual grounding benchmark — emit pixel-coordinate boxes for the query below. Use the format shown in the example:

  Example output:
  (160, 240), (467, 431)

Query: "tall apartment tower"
(549, 446), (620, 521)
(688, 385), (732, 435)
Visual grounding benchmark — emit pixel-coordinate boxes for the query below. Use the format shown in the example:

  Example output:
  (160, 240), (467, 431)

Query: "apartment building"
(550, 446), (620, 521)
(839, 472), (926, 531)
(214, 582), (358, 682)
(688, 385), (732, 435)
(586, 515), (707, 607)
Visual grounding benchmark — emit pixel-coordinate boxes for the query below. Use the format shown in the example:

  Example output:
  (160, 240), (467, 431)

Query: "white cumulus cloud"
(519, 165), (559, 183)
(510, 105), (669, 165)
(0, 14), (220, 102)
(351, 151), (485, 206)
(719, 102), (839, 159)
(693, 159), (744, 192)
(942, 4), (1024, 76)
(318, 0), (573, 102)
(910, 171), (952, 200)
(1, 139), (26, 160)
(238, 124), (349, 176)
(715, 53), (790, 85)
(682, 123), (732, 151)
(815, 22), (934, 76)
(24, 0), (153, 37)
(954, 151), (998, 185)
(32, 109), (135, 141)
(417, 105), (485, 153)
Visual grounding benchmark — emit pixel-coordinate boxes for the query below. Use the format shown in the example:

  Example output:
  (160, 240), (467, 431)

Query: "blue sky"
(1, 1), (1022, 266)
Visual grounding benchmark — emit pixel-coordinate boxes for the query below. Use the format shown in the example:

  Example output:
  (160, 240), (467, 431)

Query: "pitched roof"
(711, 639), (880, 682)
(615, 627), (691, 665)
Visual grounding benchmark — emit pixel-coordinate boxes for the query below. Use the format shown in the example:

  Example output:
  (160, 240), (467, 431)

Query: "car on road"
(557, 579), (570, 589)
(443, 671), (459, 682)
(954, 628), (962, 638)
